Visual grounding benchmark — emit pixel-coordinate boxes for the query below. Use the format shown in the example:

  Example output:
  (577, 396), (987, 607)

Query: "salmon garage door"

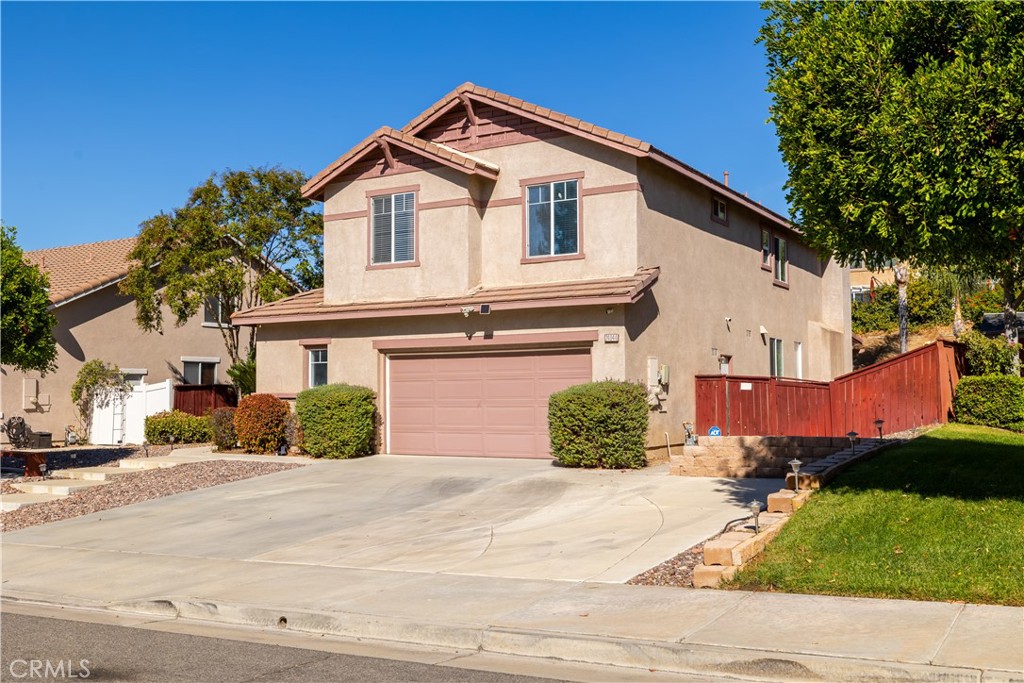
(387, 349), (592, 458)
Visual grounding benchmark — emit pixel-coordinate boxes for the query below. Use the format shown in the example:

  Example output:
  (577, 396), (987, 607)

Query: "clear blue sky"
(2, 1), (788, 253)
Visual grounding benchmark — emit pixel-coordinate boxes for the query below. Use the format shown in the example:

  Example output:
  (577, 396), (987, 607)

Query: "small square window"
(183, 361), (217, 384)
(712, 197), (728, 224)
(203, 297), (232, 326)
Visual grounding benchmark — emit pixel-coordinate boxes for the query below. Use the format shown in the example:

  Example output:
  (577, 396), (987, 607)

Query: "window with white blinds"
(371, 192), (416, 264)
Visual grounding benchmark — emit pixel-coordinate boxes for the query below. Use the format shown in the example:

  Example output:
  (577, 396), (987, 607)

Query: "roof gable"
(302, 127), (499, 200)
(25, 237), (138, 306)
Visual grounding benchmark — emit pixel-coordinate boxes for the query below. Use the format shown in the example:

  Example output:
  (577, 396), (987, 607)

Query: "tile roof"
(25, 237), (138, 305)
(310, 82), (792, 230)
(302, 126), (500, 200)
(233, 267), (659, 325)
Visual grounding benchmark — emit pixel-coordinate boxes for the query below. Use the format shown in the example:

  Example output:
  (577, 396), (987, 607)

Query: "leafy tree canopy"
(0, 225), (58, 374)
(760, 1), (1024, 318)
(119, 167), (323, 364)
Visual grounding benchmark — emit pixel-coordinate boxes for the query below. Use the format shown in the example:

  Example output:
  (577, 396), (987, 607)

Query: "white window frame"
(182, 360), (219, 384)
(769, 337), (784, 378)
(371, 191), (416, 265)
(526, 179), (580, 258)
(308, 347), (328, 388)
(794, 341), (803, 380)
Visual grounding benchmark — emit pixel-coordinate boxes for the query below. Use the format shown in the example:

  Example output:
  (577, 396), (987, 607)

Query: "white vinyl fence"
(90, 380), (174, 445)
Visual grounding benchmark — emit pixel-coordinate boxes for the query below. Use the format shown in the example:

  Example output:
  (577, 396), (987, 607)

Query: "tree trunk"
(1003, 268), (1021, 374)
(952, 293), (965, 339)
(894, 262), (910, 353)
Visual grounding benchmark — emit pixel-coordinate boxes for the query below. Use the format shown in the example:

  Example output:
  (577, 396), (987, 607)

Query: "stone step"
(117, 457), (190, 470)
(50, 466), (134, 481)
(1, 492), (66, 511)
(11, 480), (110, 496)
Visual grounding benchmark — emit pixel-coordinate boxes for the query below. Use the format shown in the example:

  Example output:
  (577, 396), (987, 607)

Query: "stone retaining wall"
(669, 435), (858, 478)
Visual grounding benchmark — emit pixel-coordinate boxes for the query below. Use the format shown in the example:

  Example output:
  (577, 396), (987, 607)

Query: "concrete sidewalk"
(2, 544), (1020, 682)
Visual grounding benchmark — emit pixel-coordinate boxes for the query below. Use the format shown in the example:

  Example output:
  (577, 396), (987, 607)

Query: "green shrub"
(295, 384), (376, 458)
(548, 380), (649, 469)
(233, 393), (289, 454)
(851, 278), (953, 334)
(963, 283), (1004, 325)
(209, 407), (237, 451)
(961, 330), (1019, 376)
(144, 410), (213, 445)
(953, 375), (1024, 432)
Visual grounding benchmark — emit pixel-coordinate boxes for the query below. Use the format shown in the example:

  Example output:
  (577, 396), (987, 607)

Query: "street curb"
(15, 595), (1007, 683)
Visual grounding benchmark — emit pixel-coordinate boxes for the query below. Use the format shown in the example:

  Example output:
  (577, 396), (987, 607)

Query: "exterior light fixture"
(460, 306), (474, 317)
(143, 441), (150, 457)
(749, 500), (762, 534)
(847, 431), (859, 456)
(874, 419), (885, 441)
(278, 444), (287, 456)
(789, 458), (802, 492)
(169, 434), (176, 452)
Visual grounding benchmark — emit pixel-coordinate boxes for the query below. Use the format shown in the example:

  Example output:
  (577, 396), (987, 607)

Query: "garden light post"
(847, 431), (858, 456)
(789, 459), (802, 492)
(874, 419), (885, 441)
(749, 500), (762, 534)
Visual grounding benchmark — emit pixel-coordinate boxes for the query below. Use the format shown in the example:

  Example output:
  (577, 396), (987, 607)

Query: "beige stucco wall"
(319, 135), (640, 305)
(1, 285), (231, 443)
(628, 159), (852, 447)
(850, 267), (895, 289)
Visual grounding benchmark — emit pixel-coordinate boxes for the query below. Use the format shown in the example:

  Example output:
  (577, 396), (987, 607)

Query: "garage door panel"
(388, 349), (591, 458)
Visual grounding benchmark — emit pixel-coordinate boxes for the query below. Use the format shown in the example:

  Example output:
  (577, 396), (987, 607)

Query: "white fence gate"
(90, 380), (174, 445)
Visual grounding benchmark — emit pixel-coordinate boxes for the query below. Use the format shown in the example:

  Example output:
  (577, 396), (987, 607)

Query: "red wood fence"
(695, 340), (965, 437)
(173, 384), (238, 416)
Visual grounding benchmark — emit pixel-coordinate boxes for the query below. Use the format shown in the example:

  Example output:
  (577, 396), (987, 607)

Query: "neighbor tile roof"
(25, 237), (138, 305)
(233, 267), (659, 325)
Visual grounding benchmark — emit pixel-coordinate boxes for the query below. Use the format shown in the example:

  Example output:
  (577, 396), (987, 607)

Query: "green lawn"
(730, 424), (1024, 605)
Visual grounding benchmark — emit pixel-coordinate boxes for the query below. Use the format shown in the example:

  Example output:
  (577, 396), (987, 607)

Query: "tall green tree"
(120, 167), (323, 365)
(761, 1), (1024, 356)
(0, 225), (58, 374)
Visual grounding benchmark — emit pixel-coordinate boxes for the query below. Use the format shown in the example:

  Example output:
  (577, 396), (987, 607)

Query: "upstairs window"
(773, 235), (788, 284)
(761, 229), (772, 270)
(527, 179), (579, 258)
(712, 196), (728, 225)
(371, 191), (416, 265)
(203, 297), (232, 327)
(308, 347), (328, 387)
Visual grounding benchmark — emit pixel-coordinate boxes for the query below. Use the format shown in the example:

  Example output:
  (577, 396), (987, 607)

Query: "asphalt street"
(1, 612), (566, 683)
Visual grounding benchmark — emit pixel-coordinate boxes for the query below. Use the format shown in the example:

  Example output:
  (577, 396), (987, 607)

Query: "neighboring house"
(234, 83), (851, 459)
(849, 261), (895, 303)
(0, 238), (233, 445)
(977, 312), (1024, 337)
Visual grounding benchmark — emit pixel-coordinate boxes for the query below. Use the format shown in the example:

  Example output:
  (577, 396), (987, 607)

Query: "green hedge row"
(953, 375), (1024, 433)
(295, 384), (376, 458)
(144, 410), (214, 445)
(548, 380), (649, 469)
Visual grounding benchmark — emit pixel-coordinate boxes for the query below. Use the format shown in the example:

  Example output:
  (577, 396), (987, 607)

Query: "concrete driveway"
(2, 453), (779, 585)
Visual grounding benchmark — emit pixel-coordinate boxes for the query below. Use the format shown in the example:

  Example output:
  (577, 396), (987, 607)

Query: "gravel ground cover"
(0, 459), (303, 533)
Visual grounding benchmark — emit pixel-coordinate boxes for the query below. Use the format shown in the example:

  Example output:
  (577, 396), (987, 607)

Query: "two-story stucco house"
(234, 83), (851, 460)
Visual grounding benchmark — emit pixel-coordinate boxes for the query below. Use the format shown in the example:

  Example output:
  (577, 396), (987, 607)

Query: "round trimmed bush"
(234, 393), (290, 454)
(548, 380), (649, 469)
(144, 410), (213, 445)
(295, 384), (376, 458)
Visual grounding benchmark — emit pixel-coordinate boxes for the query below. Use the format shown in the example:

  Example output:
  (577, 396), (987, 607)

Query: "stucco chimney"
(723, 171), (730, 187)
